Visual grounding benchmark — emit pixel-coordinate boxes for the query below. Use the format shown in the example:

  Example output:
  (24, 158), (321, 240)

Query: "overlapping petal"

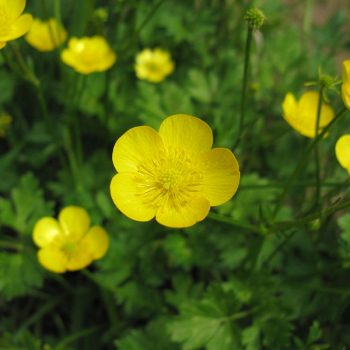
(37, 248), (68, 273)
(159, 114), (213, 153)
(82, 226), (109, 259)
(0, 13), (32, 41)
(33, 217), (62, 248)
(200, 148), (240, 206)
(112, 126), (164, 173)
(58, 206), (90, 240)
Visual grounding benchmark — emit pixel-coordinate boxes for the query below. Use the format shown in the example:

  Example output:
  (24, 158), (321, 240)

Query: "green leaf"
(0, 331), (43, 350)
(0, 173), (53, 235)
(242, 325), (260, 350)
(0, 250), (44, 300)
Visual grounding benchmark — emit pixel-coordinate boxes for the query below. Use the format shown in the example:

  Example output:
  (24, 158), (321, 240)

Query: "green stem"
(208, 212), (263, 234)
(0, 240), (23, 251)
(272, 107), (347, 218)
(234, 26), (253, 149)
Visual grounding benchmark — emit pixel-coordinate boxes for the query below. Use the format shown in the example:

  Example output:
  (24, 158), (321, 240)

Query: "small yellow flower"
(25, 18), (67, 52)
(341, 60), (350, 110)
(0, 0), (33, 49)
(33, 206), (109, 273)
(335, 135), (350, 175)
(135, 48), (174, 83)
(110, 114), (240, 228)
(282, 91), (335, 138)
(0, 112), (12, 137)
(61, 36), (116, 74)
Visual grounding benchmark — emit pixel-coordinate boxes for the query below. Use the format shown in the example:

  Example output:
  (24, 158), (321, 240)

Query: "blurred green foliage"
(1, 0), (350, 349)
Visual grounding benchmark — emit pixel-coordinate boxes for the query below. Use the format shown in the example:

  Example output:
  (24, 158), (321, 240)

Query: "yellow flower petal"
(110, 173), (157, 222)
(156, 195), (210, 228)
(33, 217), (62, 248)
(0, 41), (6, 49)
(37, 248), (68, 273)
(58, 206), (90, 240)
(81, 226), (109, 259)
(0, 13), (33, 42)
(66, 241), (93, 271)
(0, 0), (25, 20)
(112, 125), (164, 173)
(200, 148), (240, 206)
(159, 114), (213, 153)
(342, 60), (350, 110)
(335, 134), (350, 175)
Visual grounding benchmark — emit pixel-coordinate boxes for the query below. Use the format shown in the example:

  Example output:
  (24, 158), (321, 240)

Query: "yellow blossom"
(282, 91), (335, 138)
(135, 48), (174, 83)
(25, 18), (67, 52)
(0, 112), (12, 137)
(61, 36), (116, 74)
(33, 206), (109, 273)
(335, 135), (350, 175)
(0, 0), (32, 49)
(110, 114), (240, 228)
(341, 60), (350, 110)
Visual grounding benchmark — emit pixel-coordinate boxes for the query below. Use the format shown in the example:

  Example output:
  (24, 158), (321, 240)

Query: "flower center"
(135, 148), (202, 208)
(62, 242), (77, 255)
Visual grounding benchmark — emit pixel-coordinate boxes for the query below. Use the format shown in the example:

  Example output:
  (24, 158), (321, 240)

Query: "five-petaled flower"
(335, 134), (350, 175)
(135, 48), (174, 83)
(282, 91), (335, 138)
(341, 60), (350, 110)
(110, 114), (240, 228)
(25, 18), (67, 52)
(33, 206), (109, 273)
(0, 0), (33, 49)
(61, 36), (116, 74)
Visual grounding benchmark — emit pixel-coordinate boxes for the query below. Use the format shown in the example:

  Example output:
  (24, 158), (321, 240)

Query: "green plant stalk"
(313, 84), (325, 210)
(303, 0), (314, 35)
(272, 106), (347, 218)
(234, 26), (253, 149)
(0, 240), (23, 251)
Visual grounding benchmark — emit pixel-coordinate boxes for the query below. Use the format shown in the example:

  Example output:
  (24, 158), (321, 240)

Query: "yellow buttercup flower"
(282, 91), (335, 138)
(0, 112), (12, 137)
(25, 18), (67, 52)
(341, 60), (350, 110)
(0, 0), (33, 49)
(335, 135), (350, 175)
(33, 206), (109, 273)
(135, 48), (174, 83)
(110, 114), (240, 228)
(61, 36), (116, 74)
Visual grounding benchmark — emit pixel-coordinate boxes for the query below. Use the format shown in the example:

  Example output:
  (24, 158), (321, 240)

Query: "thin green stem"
(0, 240), (24, 251)
(234, 26), (253, 149)
(272, 107), (347, 218)
(208, 212), (263, 234)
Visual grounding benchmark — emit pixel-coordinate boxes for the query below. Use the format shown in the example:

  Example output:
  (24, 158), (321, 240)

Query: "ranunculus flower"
(33, 206), (109, 273)
(335, 134), (350, 175)
(25, 18), (67, 52)
(61, 36), (116, 74)
(110, 114), (240, 228)
(341, 60), (350, 110)
(0, 0), (33, 49)
(282, 91), (335, 138)
(135, 48), (174, 83)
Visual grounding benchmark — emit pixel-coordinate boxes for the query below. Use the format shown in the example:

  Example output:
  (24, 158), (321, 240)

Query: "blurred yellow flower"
(135, 48), (174, 83)
(0, 112), (12, 137)
(335, 134), (350, 175)
(282, 91), (335, 138)
(25, 18), (67, 52)
(110, 114), (240, 228)
(33, 206), (109, 273)
(0, 0), (33, 49)
(61, 36), (116, 74)
(341, 60), (350, 110)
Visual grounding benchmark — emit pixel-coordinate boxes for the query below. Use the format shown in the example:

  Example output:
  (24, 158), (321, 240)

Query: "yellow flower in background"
(33, 206), (109, 273)
(0, 112), (12, 137)
(335, 135), (350, 175)
(110, 114), (240, 228)
(0, 0), (33, 49)
(282, 91), (335, 138)
(135, 48), (174, 83)
(25, 18), (67, 52)
(341, 60), (350, 110)
(61, 36), (116, 74)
